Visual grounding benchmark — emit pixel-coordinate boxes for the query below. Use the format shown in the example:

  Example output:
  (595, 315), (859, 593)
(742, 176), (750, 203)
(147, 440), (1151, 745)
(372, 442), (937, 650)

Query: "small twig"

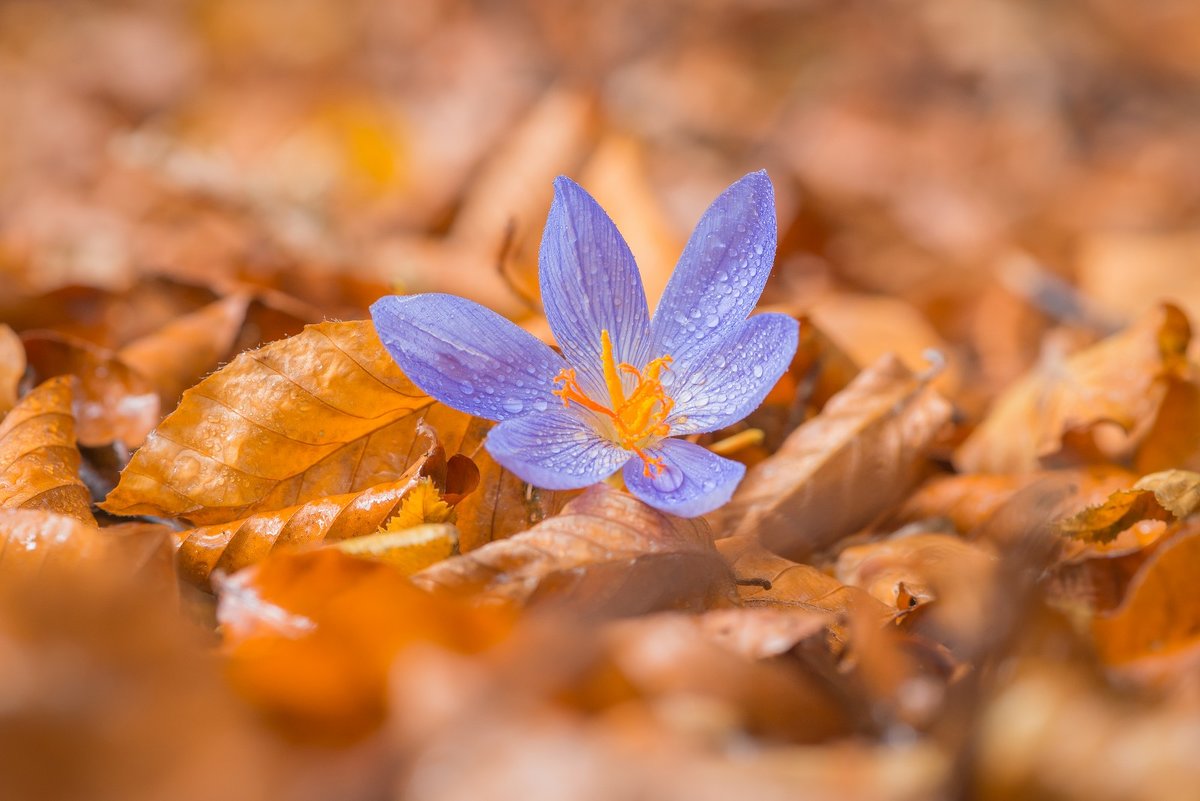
(735, 577), (772, 590)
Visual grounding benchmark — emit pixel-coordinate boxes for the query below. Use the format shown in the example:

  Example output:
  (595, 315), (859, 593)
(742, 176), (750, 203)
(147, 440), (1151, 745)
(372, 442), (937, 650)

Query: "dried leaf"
(414, 485), (732, 614)
(0, 376), (94, 523)
(693, 607), (831, 660)
(383, 476), (455, 530)
(720, 538), (889, 621)
(1059, 470), (1200, 543)
(21, 330), (160, 447)
(333, 523), (459, 574)
(955, 304), (1191, 473)
(217, 548), (512, 742)
(176, 445), (475, 588)
(1135, 375), (1200, 473)
(103, 319), (452, 524)
(0, 509), (110, 581)
(1091, 521), (1200, 665)
(116, 292), (250, 407)
(718, 354), (953, 560)
(0, 323), (24, 415)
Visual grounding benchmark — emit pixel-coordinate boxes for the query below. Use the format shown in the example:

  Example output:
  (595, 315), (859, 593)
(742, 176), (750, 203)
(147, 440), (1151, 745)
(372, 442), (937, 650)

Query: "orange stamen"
(552, 329), (675, 477)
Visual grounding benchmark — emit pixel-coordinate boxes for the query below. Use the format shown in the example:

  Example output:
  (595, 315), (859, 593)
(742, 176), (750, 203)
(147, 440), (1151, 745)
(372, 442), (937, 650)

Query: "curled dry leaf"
(414, 485), (733, 615)
(1135, 374), (1200, 473)
(693, 607), (831, 660)
(21, 330), (160, 447)
(217, 548), (513, 743)
(177, 445), (477, 588)
(893, 473), (1042, 534)
(0, 323), (23, 415)
(116, 292), (250, 408)
(102, 320), (560, 541)
(955, 304), (1191, 474)
(1091, 520), (1200, 667)
(0, 376), (94, 523)
(1059, 470), (1200, 544)
(718, 353), (953, 560)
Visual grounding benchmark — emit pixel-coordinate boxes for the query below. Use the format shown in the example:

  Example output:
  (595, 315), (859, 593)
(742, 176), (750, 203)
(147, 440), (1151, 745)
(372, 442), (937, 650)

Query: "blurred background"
(4, 0), (1199, 333)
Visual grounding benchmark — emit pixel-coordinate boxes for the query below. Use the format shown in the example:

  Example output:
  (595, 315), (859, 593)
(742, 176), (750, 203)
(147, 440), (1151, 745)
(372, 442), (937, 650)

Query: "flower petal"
(371, 294), (565, 422)
(486, 409), (631, 490)
(623, 438), (746, 517)
(650, 171), (777, 365)
(539, 176), (651, 399)
(665, 313), (799, 435)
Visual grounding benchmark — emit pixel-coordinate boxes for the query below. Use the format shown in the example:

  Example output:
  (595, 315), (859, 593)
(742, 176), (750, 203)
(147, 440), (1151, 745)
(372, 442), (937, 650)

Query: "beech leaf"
(0, 323), (23, 416)
(413, 484), (733, 613)
(0, 376), (94, 524)
(718, 353), (953, 560)
(1059, 470), (1200, 543)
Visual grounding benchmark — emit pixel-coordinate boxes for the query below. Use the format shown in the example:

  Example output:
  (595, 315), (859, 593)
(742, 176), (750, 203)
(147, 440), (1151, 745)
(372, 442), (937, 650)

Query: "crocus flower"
(370, 170), (798, 517)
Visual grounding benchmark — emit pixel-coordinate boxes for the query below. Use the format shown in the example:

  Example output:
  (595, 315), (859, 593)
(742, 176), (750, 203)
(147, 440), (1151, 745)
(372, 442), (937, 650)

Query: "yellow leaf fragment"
(334, 523), (458, 574)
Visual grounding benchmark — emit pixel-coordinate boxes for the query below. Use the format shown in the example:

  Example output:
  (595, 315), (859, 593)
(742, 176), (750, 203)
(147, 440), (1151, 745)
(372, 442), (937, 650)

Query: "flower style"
(370, 170), (798, 517)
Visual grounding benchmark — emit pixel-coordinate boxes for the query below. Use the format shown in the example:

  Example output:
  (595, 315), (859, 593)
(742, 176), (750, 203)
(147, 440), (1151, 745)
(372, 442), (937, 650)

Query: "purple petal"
(650, 171), (777, 366)
(623, 438), (746, 517)
(539, 177), (651, 400)
(665, 313), (799, 435)
(486, 409), (631, 490)
(371, 294), (564, 422)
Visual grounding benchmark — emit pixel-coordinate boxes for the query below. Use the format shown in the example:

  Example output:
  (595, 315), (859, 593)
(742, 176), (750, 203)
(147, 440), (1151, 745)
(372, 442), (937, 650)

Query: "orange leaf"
(955, 303), (1191, 473)
(414, 484), (732, 614)
(116, 293), (250, 408)
(0, 376), (94, 524)
(176, 444), (478, 588)
(101, 319), (552, 539)
(1059, 470), (1200, 544)
(718, 354), (953, 560)
(0, 323), (23, 415)
(1092, 521), (1200, 666)
(21, 331), (160, 447)
(217, 548), (513, 743)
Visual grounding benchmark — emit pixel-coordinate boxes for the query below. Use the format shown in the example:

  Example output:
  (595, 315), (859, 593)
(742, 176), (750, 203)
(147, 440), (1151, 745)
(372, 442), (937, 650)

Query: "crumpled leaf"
(102, 320), (560, 544)
(216, 548), (513, 743)
(177, 444), (477, 588)
(0, 323), (23, 415)
(955, 304), (1191, 474)
(116, 292), (250, 408)
(0, 376), (94, 523)
(414, 484), (733, 615)
(21, 330), (160, 447)
(1091, 520), (1200, 666)
(1059, 470), (1200, 543)
(718, 354), (953, 560)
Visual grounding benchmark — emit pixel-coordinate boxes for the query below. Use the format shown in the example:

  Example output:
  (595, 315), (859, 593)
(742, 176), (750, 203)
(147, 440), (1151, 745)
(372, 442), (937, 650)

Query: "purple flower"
(370, 171), (798, 517)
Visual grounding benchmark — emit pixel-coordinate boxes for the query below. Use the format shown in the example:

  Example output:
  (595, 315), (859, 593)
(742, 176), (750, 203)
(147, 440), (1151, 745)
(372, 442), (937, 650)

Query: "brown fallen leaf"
(177, 445), (477, 588)
(1059, 469), (1200, 544)
(116, 292), (250, 408)
(102, 319), (562, 543)
(892, 473), (1041, 534)
(21, 330), (160, 448)
(692, 607), (831, 660)
(1135, 374), (1200, 473)
(717, 354), (953, 560)
(721, 538), (889, 621)
(104, 319), (434, 523)
(217, 548), (513, 743)
(955, 304), (1191, 473)
(1091, 520), (1200, 666)
(0, 323), (24, 415)
(413, 485), (732, 614)
(0, 376), (94, 523)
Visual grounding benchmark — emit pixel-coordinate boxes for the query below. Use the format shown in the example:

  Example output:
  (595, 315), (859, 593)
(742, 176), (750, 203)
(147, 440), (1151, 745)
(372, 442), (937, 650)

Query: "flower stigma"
(552, 329), (674, 477)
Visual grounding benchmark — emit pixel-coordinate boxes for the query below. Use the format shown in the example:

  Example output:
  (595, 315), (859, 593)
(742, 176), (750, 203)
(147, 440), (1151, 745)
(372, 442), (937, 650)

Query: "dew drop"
(459, 381), (475, 395)
(533, 399), (549, 412)
(705, 315), (719, 328)
(650, 462), (684, 492)
(502, 398), (524, 414)
(752, 365), (764, 378)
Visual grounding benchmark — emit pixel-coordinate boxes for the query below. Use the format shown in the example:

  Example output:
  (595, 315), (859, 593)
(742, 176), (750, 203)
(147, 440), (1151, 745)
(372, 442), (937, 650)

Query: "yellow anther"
(553, 330), (676, 477)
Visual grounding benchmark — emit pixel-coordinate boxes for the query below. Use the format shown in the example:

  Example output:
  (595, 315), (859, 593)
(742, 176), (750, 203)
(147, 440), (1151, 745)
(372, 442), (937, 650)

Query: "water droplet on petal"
(650, 461), (684, 492)
(459, 381), (475, 395)
(752, 365), (764, 378)
(533, 399), (549, 412)
(705, 315), (719, 328)
(502, 398), (524, 414)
